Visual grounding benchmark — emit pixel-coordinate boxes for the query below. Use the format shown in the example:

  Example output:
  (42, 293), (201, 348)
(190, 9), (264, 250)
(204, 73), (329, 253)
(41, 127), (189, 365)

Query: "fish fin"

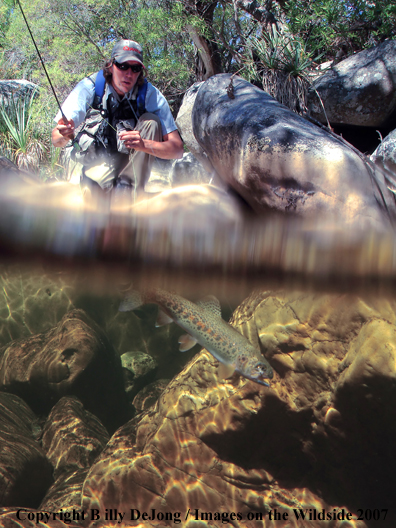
(195, 295), (222, 318)
(155, 309), (174, 327)
(119, 290), (143, 312)
(178, 334), (198, 352)
(218, 363), (235, 380)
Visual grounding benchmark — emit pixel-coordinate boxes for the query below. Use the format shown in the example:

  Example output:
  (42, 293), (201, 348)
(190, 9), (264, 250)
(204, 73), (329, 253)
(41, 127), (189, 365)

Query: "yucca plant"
(247, 28), (319, 114)
(0, 89), (46, 172)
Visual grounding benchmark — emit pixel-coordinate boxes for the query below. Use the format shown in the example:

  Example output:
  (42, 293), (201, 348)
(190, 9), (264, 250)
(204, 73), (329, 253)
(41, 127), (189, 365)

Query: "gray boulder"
(308, 40), (396, 128)
(191, 73), (396, 229)
(171, 152), (213, 186)
(0, 80), (38, 107)
(371, 129), (396, 175)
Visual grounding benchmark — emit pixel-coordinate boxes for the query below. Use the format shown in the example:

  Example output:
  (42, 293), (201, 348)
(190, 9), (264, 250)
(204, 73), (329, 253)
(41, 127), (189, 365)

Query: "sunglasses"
(113, 60), (143, 73)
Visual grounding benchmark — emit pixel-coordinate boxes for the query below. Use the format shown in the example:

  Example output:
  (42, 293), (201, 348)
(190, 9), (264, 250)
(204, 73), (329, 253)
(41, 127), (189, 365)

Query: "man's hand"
(118, 129), (144, 150)
(51, 118), (76, 147)
(118, 129), (183, 159)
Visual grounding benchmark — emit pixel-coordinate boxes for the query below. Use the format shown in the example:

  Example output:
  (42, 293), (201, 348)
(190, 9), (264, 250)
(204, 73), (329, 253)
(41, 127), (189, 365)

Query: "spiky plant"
(247, 29), (320, 114)
(0, 89), (46, 172)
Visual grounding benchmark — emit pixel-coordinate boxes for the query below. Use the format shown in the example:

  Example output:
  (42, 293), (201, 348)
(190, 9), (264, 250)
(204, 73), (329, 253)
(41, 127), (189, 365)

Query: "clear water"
(0, 179), (394, 527)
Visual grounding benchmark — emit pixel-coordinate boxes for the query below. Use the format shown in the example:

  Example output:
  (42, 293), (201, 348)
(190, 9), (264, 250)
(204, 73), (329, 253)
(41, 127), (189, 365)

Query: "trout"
(119, 289), (273, 387)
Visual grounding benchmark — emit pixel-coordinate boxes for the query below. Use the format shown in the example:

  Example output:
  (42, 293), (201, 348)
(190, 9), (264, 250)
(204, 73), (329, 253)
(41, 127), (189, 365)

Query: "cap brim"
(113, 53), (145, 68)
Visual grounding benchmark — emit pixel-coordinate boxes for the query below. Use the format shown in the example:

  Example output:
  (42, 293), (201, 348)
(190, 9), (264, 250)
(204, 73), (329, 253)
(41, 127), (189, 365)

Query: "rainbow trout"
(119, 289), (273, 387)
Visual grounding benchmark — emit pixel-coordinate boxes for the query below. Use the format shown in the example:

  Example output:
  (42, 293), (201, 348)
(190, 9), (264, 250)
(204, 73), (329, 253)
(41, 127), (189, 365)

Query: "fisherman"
(51, 39), (184, 200)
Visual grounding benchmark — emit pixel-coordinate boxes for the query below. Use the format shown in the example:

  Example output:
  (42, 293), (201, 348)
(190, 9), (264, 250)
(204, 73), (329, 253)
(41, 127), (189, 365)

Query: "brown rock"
(39, 469), (87, 511)
(0, 393), (53, 508)
(42, 396), (109, 478)
(132, 379), (170, 412)
(0, 309), (132, 433)
(232, 291), (396, 512)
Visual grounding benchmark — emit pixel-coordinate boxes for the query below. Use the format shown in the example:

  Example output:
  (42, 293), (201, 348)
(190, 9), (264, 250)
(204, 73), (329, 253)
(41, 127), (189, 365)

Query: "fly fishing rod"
(15, 0), (69, 123)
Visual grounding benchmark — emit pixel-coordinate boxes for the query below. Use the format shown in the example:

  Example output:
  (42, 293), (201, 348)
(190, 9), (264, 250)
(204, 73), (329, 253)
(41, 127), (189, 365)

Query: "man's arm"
(119, 129), (184, 160)
(51, 118), (76, 148)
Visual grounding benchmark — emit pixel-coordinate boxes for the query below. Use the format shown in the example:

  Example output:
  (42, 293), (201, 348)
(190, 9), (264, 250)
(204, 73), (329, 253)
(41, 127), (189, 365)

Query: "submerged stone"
(42, 396), (109, 479)
(0, 393), (53, 508)
(0, 309), (132, 434)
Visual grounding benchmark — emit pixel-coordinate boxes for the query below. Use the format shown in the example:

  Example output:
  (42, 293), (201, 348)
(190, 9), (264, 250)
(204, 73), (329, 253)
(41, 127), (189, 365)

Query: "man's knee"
(136, 113), (162, 141)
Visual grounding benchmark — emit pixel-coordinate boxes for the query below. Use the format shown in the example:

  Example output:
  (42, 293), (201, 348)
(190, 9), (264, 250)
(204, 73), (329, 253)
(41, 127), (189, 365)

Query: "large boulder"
(0, 393), (53, 508)
(39, 469), (88, 512)
(308, 40), (396, 128)
(0, 309), (132, 433)
(190, 73), (395, 229)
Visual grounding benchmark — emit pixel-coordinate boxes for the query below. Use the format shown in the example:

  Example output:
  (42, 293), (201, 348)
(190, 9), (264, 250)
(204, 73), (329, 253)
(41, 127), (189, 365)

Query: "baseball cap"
(111, 40), (145, 67)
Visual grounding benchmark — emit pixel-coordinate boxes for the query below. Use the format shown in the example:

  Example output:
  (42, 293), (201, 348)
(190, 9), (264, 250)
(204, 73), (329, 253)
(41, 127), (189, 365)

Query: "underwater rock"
(308, 40), (396, 128)
(0, 309), (132, 434)
(39, 468), (88, 511)
(231, 291), (396, 513)
(0, 157), (19, 176)
(132, 379), (170, 412)
(0, 392), (53, 508)
(41, 396), (109, 479)
(121, 351), (158, 400)
(191, 73), (395, 229)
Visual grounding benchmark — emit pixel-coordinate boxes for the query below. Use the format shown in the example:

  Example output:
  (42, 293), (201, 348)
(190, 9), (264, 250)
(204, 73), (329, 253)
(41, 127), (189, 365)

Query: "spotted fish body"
(119, 288), (273, 387)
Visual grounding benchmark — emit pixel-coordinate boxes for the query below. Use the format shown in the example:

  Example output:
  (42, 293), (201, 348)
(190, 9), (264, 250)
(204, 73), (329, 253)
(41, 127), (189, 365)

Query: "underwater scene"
(0, 171), (396, 528)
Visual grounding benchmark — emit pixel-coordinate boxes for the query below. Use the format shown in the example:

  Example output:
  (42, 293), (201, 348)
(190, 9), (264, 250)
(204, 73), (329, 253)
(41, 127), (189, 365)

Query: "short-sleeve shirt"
(54, 74), (177, 137)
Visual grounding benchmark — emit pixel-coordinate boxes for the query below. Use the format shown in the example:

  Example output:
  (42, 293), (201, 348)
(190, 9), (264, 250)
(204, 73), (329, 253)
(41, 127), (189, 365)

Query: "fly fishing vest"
(72, 70), (148, 165)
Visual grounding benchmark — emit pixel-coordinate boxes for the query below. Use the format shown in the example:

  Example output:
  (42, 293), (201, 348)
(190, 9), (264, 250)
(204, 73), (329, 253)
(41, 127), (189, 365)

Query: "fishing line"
(15, 0), (68, 123)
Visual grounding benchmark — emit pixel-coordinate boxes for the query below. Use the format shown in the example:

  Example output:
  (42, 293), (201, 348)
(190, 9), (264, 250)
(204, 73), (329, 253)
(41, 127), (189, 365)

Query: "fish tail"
(119, 290), (144, 312)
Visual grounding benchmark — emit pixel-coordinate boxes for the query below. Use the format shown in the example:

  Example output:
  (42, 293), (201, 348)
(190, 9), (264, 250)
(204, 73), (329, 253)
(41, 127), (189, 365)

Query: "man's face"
(110, 60), (142, 96)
